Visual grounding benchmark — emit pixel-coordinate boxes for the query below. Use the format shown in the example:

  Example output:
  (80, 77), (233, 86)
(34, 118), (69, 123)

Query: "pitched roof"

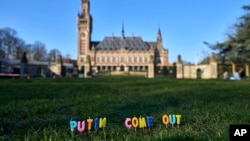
(93, 36), (156, 51)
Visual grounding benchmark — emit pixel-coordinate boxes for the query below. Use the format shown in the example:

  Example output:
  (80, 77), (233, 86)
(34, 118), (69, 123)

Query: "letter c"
(125, 118), (132, 129)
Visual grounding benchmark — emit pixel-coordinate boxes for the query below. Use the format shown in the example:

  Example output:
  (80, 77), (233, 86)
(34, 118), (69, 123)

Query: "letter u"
(77, 121), (85, 133)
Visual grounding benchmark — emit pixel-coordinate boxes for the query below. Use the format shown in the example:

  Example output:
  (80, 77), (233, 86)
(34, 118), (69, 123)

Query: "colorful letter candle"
(176, 115), (182, 127)
(77, 121), (85, 133)
(87, 118), (93, 131)
(162, 114), (169, 127)
(70, 121), (77, 132)
(139, 117), (147, 128)
(99, 117), (107, 128)
(146, 116), (153, 128)
(169, 115), (176, 127)
(70, 117), (107, 133)
(132, 117), (139, 129)
(125, 118), (132, 129)
(69, 114), (182, 133)
(94, 118), (99, 131)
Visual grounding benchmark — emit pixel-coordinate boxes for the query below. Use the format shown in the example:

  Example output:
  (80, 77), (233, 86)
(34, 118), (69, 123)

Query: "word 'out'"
(162, 114), (182, 127)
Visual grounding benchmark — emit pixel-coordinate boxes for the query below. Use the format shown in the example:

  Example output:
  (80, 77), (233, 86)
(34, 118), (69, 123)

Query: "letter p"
(70, 121), (77, 132)
(241, 129), (247, 136)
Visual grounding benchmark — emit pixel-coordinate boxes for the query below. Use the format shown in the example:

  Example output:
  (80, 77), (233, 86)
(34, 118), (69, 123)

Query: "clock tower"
(77, 0), (92, 67)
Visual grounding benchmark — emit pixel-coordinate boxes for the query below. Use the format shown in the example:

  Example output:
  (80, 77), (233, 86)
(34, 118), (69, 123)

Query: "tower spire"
(157, 27), (162, 42)
(122, 22), (125, 38)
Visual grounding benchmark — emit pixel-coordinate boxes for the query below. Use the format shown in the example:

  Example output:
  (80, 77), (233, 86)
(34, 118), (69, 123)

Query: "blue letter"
(146, 116), (154, 128)
(70, 121), (77, 132)
(169, 115), (176, 126)
(94, 118), (99, 131)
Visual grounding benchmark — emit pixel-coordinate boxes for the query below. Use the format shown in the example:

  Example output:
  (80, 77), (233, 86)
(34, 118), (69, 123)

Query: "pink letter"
(77, 121), (85, 133)
(125, 118), (132, 129)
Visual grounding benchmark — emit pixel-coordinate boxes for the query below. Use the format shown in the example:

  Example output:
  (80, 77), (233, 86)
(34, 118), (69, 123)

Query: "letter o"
(132, 117), (139, 128)
(162, 114), (169, 125)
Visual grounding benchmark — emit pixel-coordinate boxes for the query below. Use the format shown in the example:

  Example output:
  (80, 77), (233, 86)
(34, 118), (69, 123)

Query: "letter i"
(94, 118), (99, 131)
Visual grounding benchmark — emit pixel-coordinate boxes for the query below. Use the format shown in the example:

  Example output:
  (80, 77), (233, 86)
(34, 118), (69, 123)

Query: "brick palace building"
(77, 0), (170, 78)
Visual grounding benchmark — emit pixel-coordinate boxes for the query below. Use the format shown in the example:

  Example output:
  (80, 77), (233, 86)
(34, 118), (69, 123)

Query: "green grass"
(0, 77), (249, 141)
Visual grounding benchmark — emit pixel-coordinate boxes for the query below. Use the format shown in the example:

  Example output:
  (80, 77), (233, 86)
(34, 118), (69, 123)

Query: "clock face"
(81, 33), (86, 39)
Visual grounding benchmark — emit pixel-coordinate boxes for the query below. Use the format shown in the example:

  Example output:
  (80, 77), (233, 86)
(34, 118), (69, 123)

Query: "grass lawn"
(0, 77), (249, 141)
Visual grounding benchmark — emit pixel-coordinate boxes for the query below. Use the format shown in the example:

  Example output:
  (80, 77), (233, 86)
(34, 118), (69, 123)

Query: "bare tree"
(0, 29), (5, 58)
(31, 41), (47, 61)
(0, 29), (4, 58)
(14, 39), (32, 60)
(48, 48), (61, 62)
(0, 27), (19, 59)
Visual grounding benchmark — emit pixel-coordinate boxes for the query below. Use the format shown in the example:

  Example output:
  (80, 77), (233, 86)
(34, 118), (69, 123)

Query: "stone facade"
(77, 0), (169, 78)
(176, 53), (218, 79)
(49, 55), (63, 76)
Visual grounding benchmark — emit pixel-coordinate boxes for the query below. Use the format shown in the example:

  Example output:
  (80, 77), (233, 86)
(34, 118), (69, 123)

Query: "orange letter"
(162, 114), (169, 126)
(87, 118), (93, 131)
(132, 117), (139, 129)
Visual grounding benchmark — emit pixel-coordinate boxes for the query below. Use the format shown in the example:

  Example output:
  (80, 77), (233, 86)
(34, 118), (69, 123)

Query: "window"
(140, 66), (143, 70)
(134, 57), (137, 62)
(102, 57), (105, 62)
(81, 57), (84, 63)
(128, 57), (132, 62)
(107, 57), (110, 62)
(121, 57), (124, 62)
(108, 66), (111, 70)
(144, 57), (148, 62)
(139, 57), (142, 62)
(129, 66), (132, 71)
(112, 57), (116, 62)
(156, 57), (161, 63)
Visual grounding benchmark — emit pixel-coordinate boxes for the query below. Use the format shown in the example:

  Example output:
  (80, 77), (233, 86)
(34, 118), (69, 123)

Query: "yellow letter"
(139, 117), (147, 128)
(176, 115), (181, 125)
(99, 117), (107, 128)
